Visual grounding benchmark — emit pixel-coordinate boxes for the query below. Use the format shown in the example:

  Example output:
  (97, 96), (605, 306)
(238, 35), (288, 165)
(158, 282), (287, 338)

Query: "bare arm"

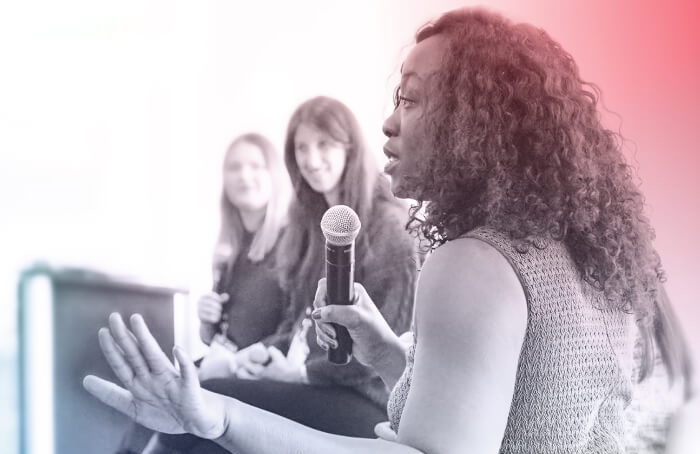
(213, 394), (423, 454)
(83, 314), (422, 454)
(85, 237), (526, 454)
(395, 238), (527, 454)
(219, 238), (527, 453)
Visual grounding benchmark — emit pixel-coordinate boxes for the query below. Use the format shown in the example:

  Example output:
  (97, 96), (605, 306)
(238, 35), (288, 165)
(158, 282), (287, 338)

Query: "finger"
(98, 327), (135, 387)
(83, 375), (136, 419)
(108, 313), (151, 378)
(311, 305), (361, 329)
(317, 330), (338, 349)
(130, 314), (175, 375)
(311, 318), (336, 337)
(318, 321), (336, 339)
(374, 421), (398, 442)
(315, 335), (329, 351)
(352, 283), (372, 307)
(202, 299), (222, 310)
(316, 322), (336, 343)
(219, 293), (230, 302)
(173, 346), (199, 389)
(248, 344), (270, 364)
(242, 361), (265, 377)
(201, 309), (221, 323)
(312, 278), (327, 309)
(236, 366), (258, 380)
(198, 294), (216, 307)
(266, 346), (286, 363)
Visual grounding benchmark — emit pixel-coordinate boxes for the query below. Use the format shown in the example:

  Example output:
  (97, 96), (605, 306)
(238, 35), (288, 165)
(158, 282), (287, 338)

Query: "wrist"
(299, 364), (309, 384)
(201, 388), (234, 441)
(200, 323), (217, 344)
(370, 332), (407, 388)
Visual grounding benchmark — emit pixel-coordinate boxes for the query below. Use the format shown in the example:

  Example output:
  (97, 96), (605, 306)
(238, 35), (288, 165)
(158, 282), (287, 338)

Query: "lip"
(383, 145), (399, 160)
(302, 168), (325, 179)
(383, 145), (400, 175)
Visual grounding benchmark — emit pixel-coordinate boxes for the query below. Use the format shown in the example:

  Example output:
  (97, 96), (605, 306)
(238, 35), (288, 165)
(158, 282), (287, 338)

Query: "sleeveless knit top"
(386, 227), (685, 453)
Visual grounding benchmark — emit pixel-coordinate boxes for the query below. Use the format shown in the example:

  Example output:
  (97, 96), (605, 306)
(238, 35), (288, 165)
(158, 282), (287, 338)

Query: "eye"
(398, 95), (415, 108)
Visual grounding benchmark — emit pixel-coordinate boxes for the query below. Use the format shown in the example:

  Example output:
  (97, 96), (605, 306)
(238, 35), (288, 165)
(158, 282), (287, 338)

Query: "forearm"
(370, 332), (409, 391)
(212, 391), (422, 454)
(199, 322), (217, 345)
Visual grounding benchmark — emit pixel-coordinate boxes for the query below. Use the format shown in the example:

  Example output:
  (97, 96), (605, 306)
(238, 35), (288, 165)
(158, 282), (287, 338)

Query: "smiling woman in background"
(87, 7), (694, 454)
(195, 132), (291, 379)
(141, 96), (418, 453)
(116, 132), (291, 454)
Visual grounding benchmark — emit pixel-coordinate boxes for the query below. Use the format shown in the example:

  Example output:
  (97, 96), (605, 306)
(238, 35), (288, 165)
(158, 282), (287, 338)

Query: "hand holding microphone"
(319, 205), (361, 364)
(197, 292), (229, 324)
(316, 205), (399, 368)
(312, 278), (399, 369)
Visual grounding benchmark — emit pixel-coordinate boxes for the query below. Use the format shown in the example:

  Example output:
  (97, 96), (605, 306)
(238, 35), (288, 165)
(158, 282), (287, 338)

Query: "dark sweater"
(263, 191), (418, 407)
(214, 229), (285, 349)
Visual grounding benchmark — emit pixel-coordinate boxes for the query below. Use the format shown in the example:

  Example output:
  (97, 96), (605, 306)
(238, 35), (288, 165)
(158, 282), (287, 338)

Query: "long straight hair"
(214, 133), (291, 276)
(277, 96), (381, 316)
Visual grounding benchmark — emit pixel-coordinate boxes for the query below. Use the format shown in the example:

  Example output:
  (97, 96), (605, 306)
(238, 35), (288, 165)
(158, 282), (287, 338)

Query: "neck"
(239, 207), (266, 233)
(323, 186), (342, 207)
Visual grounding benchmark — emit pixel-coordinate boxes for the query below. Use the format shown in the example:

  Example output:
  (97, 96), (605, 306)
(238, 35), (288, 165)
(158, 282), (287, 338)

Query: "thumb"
(312, 304), (361, 329)
(374, 421), (398, 442)
(267, 346), (286, 363)
(219, 293), (230, 302)
(173, 346), (199, 388)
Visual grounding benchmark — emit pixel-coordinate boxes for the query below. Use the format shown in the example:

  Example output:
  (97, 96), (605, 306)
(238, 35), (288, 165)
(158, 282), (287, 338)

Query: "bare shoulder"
(398, 237), (528, 453)
(415, 237), (527, 339)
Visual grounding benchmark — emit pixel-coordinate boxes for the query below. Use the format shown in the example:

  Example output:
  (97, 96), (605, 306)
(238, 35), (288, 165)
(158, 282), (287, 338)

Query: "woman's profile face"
(382, 34), (446, 199)
(223, 141), (272, 213)
(293, 122), (347, 201)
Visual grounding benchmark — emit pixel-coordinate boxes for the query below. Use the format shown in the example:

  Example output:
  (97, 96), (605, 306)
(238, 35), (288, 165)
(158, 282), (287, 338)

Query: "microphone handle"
(325, 242), (354, 364)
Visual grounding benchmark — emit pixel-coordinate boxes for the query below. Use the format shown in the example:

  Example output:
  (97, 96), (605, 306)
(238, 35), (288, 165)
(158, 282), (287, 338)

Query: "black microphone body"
(325, 241), (355, 364)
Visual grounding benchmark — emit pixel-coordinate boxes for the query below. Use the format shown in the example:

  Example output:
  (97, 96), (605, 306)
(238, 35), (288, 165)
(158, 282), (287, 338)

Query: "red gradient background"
(0, 1), (698, 451)
(448, 0), (700, 363)
(384, 0), (700, 367)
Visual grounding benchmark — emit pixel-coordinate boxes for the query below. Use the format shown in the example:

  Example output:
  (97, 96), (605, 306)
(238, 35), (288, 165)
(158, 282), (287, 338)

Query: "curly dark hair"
(404, 8), (690, 385)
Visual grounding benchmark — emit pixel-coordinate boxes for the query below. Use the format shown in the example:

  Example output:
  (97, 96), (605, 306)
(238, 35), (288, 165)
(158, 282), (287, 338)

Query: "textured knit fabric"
(387, 227), (685, 453)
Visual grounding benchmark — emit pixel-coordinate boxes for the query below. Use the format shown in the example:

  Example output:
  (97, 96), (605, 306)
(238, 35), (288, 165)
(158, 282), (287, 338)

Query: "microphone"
(320, 205), (361, 365)
(212, 242), (234, 294)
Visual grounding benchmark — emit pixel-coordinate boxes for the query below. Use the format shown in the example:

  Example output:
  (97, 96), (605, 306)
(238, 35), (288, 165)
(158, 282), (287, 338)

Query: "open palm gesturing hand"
(83, 313), (227, 439)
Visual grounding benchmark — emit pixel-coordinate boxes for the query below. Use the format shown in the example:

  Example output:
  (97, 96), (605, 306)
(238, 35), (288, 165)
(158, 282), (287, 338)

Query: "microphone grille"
(320, 205), (361, 246)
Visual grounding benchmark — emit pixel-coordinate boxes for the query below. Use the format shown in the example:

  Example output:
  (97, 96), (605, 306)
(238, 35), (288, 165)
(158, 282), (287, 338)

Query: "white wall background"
(1, 1), (698, 452)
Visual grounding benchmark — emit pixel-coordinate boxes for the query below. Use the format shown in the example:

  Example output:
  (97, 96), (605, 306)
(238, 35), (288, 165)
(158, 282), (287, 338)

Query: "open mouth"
(383, 146), (400, 175)
(383, 146), (399, 161)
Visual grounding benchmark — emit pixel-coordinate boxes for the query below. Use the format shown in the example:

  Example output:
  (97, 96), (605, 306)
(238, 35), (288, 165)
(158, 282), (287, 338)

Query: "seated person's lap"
(152, 378), (387, 453)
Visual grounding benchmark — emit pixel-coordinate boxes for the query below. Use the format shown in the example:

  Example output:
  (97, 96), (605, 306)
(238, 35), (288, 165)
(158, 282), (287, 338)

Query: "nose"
(303, 147), (323, 170)
(238, 165), (253, 182)
(382, 109), (399, 138)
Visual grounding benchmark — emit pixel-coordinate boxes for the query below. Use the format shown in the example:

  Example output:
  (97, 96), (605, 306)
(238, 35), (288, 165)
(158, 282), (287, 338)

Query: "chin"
(389, 179), (412, 200)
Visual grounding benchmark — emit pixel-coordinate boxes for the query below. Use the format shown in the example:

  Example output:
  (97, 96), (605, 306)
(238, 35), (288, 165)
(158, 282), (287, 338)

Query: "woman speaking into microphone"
(85, 8), (693, 454)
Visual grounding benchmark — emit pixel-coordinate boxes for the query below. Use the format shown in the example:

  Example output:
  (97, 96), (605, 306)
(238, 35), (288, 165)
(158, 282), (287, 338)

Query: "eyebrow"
(401, 70), (422, 82)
